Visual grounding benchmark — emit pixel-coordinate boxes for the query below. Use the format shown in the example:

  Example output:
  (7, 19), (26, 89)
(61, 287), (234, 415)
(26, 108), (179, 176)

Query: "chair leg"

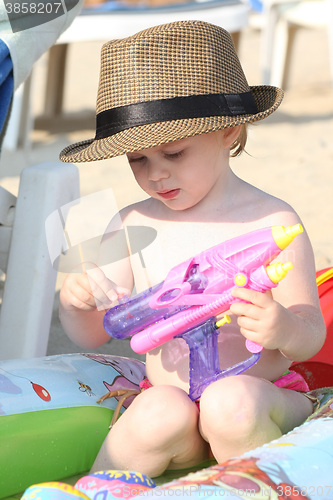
(271, 20), (298, 89)
(44, 44), (69, 116)
(260, 2), (281, 85)
(0, 162), (79, 360)
(281, 24), (298, 90)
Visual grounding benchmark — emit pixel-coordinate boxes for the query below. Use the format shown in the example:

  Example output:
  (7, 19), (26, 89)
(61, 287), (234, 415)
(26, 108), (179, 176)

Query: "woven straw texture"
(60, 20), (284, 163)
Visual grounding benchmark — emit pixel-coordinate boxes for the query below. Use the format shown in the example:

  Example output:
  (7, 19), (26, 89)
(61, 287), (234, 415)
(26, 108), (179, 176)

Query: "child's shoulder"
(119, 198), (156, 224)
(236, 179), (301, 227)
(117, 181), (301, 235)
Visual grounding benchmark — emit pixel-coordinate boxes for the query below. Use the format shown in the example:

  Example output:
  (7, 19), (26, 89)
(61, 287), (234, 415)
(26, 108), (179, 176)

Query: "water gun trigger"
(215, 315), (231, 328)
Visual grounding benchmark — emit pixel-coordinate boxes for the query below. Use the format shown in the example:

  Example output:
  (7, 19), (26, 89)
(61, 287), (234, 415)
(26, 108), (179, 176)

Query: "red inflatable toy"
(293, 268), (333, 389)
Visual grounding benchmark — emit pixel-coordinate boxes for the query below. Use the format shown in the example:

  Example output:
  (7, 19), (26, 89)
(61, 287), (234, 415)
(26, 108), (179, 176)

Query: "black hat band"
(95, 92), (258, 140)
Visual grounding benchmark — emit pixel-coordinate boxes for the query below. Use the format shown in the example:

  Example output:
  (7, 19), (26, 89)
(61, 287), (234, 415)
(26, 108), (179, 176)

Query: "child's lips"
(157, 189), (180, 200)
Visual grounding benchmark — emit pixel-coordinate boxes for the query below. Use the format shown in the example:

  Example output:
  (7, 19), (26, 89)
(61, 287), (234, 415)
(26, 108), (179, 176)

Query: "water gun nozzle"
(285, 224), (303, 239)
(267, 262), (293, 283)
(272, 224), (303, 250)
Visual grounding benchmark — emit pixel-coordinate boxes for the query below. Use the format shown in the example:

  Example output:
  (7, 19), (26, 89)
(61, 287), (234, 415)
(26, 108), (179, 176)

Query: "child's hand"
(60, 263), (130, 312)
(229, 287), (291, 351)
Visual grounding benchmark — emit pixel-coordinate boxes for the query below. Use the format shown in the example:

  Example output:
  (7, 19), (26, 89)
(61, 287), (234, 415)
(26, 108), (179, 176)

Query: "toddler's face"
(126, 130), (230, 211)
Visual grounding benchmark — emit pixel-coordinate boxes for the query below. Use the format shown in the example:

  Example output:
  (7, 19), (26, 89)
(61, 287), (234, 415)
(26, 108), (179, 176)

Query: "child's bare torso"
(118, 179), (301, 391)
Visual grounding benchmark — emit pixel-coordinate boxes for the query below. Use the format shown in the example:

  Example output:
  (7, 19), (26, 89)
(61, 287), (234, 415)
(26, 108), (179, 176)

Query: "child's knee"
(128, 385), (198, 439)
(199, 376), (260, 439)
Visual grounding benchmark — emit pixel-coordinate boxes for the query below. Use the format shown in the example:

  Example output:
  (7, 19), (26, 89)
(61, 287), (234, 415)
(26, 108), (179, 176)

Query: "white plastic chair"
(258, 0), (333, 87)
(0, 162), (79, 360)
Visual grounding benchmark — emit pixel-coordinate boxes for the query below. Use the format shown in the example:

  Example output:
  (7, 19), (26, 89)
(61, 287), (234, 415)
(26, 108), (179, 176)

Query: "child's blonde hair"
(230, 124), (248, 157)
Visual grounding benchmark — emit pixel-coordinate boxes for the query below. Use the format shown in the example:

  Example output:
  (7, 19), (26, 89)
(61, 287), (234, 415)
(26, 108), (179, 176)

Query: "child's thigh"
(199, 375), (313, 435)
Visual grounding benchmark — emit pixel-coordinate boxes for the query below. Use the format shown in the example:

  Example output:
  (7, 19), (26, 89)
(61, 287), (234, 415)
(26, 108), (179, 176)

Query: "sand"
(0, 24), (332, 358)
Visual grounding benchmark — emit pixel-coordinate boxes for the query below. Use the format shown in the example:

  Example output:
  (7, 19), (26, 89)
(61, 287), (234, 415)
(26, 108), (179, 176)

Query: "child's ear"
(223, 126), (242, 148)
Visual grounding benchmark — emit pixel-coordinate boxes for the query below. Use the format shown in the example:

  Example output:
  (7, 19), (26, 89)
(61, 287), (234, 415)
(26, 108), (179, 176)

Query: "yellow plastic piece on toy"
(234, 273), (247, 287)
(272, 224), (303, 250)
(266, 262), (293, 283)
(216, 315), (231, 328)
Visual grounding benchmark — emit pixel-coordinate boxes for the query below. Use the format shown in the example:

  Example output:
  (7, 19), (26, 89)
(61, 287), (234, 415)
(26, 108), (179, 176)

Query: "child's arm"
(59, 263), (132, 348)
(230, 223), (326, 362)
(59, 212), (135, 349)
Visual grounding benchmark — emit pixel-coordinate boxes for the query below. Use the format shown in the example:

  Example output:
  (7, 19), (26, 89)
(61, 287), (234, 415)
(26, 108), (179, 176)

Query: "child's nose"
(147, 162), (170, 181)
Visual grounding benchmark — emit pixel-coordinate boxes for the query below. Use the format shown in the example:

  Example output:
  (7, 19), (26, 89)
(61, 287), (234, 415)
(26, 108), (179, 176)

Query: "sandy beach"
(0, 22), (332, 358)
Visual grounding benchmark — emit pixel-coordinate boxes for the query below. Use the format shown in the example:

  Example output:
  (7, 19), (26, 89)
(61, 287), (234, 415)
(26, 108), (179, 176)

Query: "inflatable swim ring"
(4, 377), (333, 499)
(0, 353), (146, 498)
(1, 268), (332, 499)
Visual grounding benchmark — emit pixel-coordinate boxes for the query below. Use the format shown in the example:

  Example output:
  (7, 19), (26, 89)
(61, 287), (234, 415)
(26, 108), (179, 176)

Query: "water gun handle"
(182, 317), (261, 401)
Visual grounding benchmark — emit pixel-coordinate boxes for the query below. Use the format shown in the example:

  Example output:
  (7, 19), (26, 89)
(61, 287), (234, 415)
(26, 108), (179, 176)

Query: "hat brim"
(60, 86), (283, 163)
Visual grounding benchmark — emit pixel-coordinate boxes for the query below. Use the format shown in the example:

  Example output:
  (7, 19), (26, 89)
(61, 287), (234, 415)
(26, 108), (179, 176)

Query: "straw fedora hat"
(60, 20), (283, 163)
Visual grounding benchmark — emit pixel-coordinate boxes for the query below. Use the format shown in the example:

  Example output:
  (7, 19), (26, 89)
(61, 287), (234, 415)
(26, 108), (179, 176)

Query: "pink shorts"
(272, 369), (310, 392)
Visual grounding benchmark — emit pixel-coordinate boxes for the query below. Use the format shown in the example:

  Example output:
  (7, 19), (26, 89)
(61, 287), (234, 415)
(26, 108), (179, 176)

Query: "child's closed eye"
(164, 150), (184, 160)
(127, 155), (146, 164)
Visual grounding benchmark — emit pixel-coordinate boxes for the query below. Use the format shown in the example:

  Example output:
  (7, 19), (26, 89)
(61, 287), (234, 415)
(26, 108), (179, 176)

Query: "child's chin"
(163, 200), (197, 212)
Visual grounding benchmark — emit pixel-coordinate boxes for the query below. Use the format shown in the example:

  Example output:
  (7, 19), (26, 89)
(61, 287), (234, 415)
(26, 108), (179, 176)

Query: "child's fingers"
(231, 287), (272, 307)
(85, 264), (128, 310)
(88, 283), (114, 310)
(230, 301), (261, 321)
(230, 287), (275, 329)
(61, 273), (97, 311)
(236, 315), (259, 335)
(62, 263), (130, 311)
(230, 288), (264, 320)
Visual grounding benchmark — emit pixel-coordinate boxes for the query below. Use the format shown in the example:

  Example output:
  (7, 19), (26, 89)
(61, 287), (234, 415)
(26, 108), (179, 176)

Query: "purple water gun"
(104, 224), (303, 400)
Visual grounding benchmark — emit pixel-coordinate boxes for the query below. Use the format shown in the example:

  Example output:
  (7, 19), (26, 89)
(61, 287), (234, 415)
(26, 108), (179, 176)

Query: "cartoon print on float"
(77, 381), (95, 397)
(0, 368), (51, 402)
(164, 457), (311, 500)
(84, 354), (146, 409)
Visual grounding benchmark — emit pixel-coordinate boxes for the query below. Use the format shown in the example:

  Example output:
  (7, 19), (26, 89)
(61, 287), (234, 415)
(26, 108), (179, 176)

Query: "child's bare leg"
(199, 374), (313, 463)
(91, 385), (209, 477)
